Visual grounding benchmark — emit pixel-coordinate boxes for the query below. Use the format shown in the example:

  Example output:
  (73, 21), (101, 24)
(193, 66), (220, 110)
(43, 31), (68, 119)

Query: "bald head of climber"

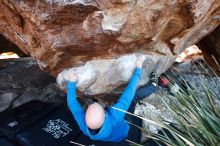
(85, 102), (105, 129)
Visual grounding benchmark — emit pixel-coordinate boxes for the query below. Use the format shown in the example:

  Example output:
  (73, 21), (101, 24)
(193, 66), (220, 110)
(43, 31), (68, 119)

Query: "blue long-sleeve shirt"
(67, 68), (142, 142)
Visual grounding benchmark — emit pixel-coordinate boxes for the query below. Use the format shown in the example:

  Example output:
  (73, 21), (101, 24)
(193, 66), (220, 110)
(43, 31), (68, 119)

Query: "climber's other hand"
(68, 71), (77, 82)
(136, 55), (145, 68)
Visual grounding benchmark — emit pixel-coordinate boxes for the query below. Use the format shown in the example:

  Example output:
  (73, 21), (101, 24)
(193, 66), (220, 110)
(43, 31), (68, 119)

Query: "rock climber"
(66, 55), (158, 143)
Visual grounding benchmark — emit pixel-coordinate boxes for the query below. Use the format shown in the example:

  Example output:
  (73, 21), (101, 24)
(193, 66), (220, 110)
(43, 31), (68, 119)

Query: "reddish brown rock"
(0, 0), (220, 95)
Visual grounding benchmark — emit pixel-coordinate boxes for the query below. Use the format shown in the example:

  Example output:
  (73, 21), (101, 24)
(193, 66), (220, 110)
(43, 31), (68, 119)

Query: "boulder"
(57, 54), (176, 95)
(0, 0), (220, 95)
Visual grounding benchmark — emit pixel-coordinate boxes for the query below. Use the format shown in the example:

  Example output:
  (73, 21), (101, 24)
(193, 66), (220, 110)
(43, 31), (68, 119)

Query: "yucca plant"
(116, 60), (220, 146)
(145, 61), (220, 146)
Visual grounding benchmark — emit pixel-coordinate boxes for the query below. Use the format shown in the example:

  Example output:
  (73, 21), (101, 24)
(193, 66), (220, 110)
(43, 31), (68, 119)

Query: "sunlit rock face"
(0, 0), (219, 95)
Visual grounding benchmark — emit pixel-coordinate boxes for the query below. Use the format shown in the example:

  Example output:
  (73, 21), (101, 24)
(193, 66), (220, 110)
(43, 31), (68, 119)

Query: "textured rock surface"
(1, 0), (220, 74)
(57, 54), (176, 95)
(0, 0), (220, 95)
(0, 58), (65, 112)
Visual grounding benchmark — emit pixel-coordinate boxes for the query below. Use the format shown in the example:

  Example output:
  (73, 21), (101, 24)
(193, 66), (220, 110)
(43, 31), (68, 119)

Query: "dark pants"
(125, 82), (156, 143)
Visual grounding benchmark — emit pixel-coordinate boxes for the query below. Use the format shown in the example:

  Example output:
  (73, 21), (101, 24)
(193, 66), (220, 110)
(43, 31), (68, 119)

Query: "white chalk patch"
(75, 62), (98, 91)
(45, 0), (93, 6)
(115, 54), (137, 81)
(56, 62), (97, 91)
(101, 7), (130, 32)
